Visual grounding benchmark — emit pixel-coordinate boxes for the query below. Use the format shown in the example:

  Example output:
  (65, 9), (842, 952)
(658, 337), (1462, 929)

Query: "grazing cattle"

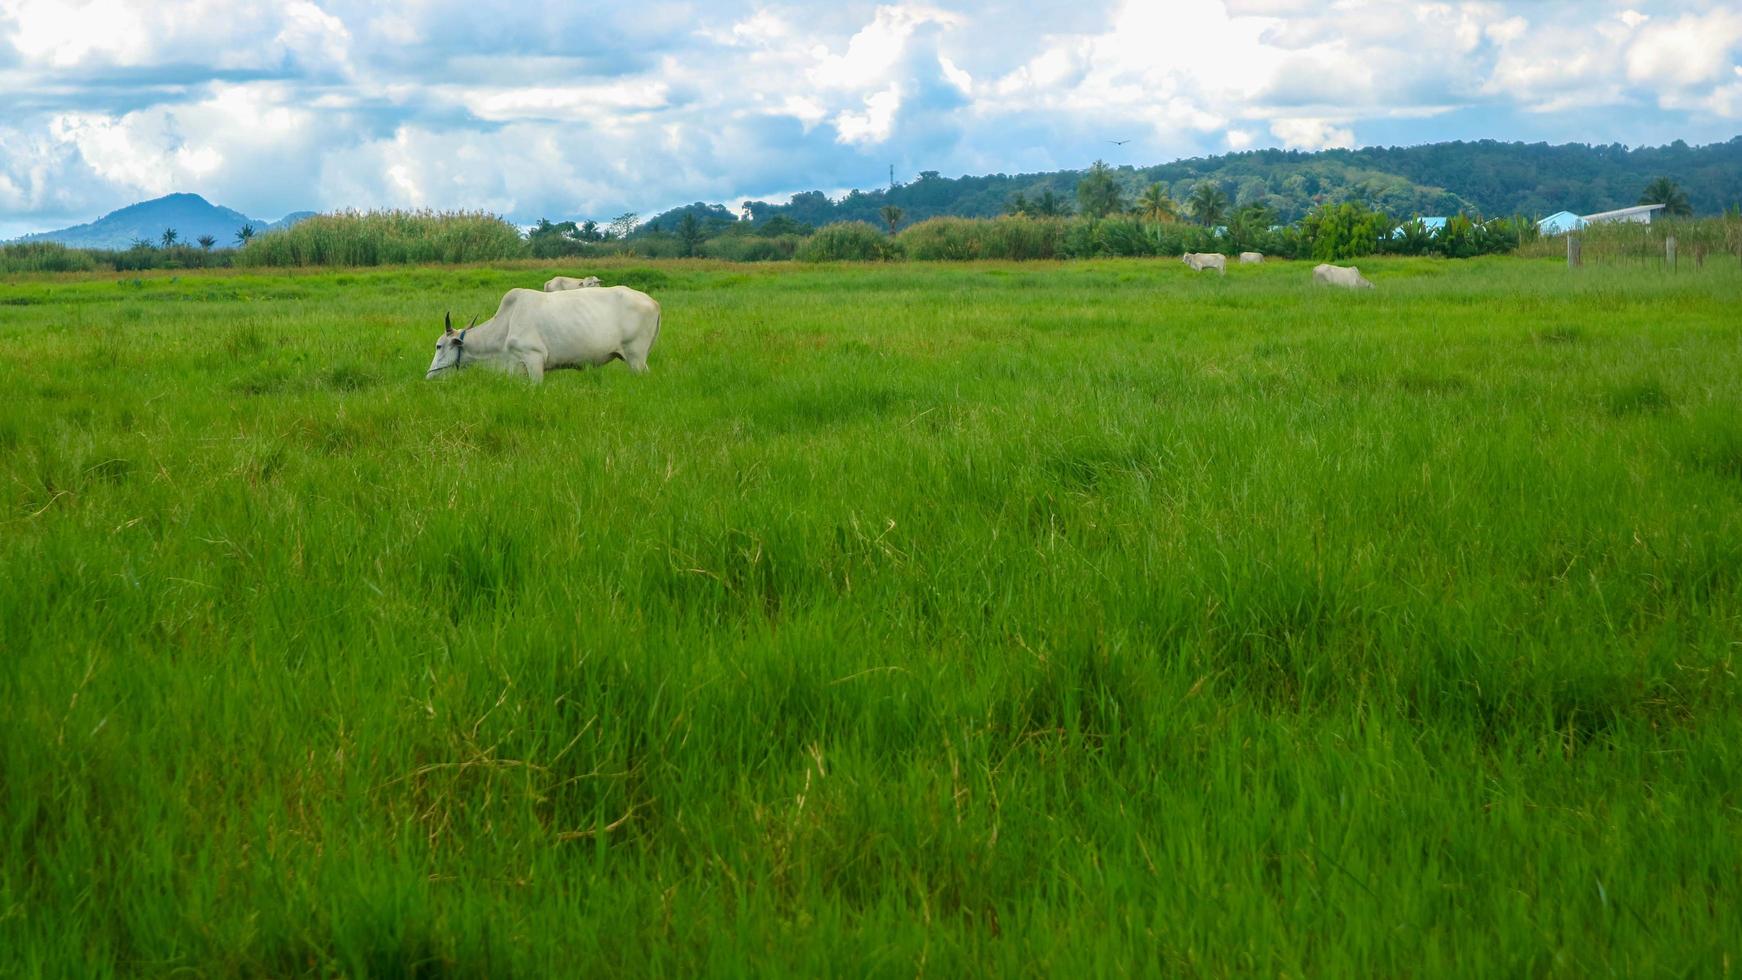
(426, 286), (661, 383)
(544, 275), (602, 291)
(1238, 252), (1264, 264)
(1181, 252), (1226, 274)
(1312, 264), (1374, 289)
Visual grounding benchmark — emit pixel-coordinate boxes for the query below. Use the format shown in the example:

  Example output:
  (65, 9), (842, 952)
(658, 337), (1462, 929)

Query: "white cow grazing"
(1238, 252), (1264, 264)
(1312, 264), (1374, 289)
(544, 275), (602, 291)
(1181, 252), (1226, 274)
(426, 286), (661, 383)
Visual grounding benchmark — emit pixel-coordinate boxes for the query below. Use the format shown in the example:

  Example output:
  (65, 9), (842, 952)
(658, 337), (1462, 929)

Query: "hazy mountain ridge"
(12, 194), (312, 250)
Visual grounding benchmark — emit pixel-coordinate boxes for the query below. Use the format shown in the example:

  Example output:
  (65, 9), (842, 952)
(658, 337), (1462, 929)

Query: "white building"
(1537, 211), (1584, 235)
(1580, 203), (1667, 226)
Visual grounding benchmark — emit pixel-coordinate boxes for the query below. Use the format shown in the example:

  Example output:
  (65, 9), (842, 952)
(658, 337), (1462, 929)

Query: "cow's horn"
(444, 311), (453, 332)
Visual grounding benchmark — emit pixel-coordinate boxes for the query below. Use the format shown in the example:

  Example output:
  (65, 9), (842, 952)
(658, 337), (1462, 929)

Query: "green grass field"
(3, 256), (1740, 976)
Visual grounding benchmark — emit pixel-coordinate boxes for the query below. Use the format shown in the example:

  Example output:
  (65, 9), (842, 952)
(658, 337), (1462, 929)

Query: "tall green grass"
(794, 221), (903, 261)
(2, 256), (1740, 975)
(1520, 215), (1742, 265)
(238, 209), (528, 266)
(0, 241), (102, 273)
(898, 215), (1071, 260)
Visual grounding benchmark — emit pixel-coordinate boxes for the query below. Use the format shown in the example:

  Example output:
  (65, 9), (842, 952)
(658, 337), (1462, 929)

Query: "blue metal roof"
(1537, 211), (1585, 235)
(1391, 216), (1448, 238)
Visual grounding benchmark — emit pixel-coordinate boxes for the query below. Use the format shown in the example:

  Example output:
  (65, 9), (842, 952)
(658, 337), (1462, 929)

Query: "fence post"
(1567, 234), (1582, 269)
(1665, 235), (1676, 270)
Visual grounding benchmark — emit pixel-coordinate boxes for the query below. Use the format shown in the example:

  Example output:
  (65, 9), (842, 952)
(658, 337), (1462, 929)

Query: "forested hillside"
(642, 137), (1741, 231)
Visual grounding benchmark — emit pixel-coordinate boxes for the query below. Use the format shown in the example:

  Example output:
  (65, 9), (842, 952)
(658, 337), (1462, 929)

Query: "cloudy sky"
(1, 0), (1739, 236)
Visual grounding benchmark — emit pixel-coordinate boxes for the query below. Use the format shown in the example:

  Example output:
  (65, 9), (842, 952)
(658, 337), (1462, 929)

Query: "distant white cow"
(1181, 252), (1226, 274)
(544, 275), (603, 291)
(1238, 252), (1264, 264)
(426, 286), (660, 383)
(1313, 264), (1373, 289)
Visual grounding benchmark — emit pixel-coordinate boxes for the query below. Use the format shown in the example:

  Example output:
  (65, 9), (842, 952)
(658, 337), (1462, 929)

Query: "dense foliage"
(793, 221), (904, 262)
(0, 240), (240, 274)
(237, 210), (527, 267)
(715, 138), (1742, 231)
(897, 216), (1071, 261)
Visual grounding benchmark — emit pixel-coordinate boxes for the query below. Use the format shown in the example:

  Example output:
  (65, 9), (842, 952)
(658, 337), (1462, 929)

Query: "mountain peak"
(11, 193), (311, 250)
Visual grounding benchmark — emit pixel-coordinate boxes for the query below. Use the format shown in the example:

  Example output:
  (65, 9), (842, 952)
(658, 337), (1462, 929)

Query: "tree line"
(0, 168), (1718, 274)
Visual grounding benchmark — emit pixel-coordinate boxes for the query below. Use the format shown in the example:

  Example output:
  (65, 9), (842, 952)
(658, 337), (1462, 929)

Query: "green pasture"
(2, 256), (1740, 976)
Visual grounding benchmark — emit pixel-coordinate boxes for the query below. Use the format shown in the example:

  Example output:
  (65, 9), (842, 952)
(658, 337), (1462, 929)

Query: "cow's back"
(512, 286), (659, 366)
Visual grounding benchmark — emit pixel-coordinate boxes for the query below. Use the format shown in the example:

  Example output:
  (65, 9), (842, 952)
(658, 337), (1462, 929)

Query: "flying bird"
(1108, 139), (1132, 146)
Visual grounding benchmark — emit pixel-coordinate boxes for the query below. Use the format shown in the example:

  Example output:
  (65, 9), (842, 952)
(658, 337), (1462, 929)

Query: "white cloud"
(834, 85), (902, 145)
(809, 5), (960, 90)
(1269, 117), (1354, 150)
(1626, 9), (1742, 88)
(0, 0), (1738, 235)
(6, 0), (150, 67)
(453, 81), (671, 122)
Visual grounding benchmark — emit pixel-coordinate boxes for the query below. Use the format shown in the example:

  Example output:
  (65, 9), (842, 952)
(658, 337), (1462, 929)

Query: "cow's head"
(425, 312), (478, 379)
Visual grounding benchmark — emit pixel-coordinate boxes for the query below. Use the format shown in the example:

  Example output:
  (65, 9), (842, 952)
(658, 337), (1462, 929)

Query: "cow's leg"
(621, 339), (652, 374)
(520, 353), (545, 383)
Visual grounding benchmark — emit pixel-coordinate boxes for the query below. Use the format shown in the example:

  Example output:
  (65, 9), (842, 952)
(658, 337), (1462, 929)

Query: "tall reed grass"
(896, 216), (1071, 261)
(1518, 215), (1742, 266)
(237, 210), (528, 267)
(0, 242), (102, 274)
(794, 221), (904, 262)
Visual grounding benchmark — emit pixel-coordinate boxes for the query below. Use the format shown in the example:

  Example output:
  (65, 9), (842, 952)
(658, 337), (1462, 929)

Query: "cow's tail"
(652, 303), (662, 351)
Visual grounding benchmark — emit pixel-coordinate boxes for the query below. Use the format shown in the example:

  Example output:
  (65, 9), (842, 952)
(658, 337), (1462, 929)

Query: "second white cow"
(1238, 252), (1264, 264)
(1312, 264), (1374, 289)
(544, 275), (602, 291)
(1182, 252), (1226, 274)
(426, 286), (661, 383)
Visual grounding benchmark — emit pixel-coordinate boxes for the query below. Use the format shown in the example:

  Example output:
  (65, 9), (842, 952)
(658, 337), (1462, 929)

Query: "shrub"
(795, 222), (903, 262)
(704, 235), (804, 262)
(1060, 218), (1221, 258)
(898, 216), (1069, 261)
(238, 210), (528, 267)
(1302, 202), (1393, 261)
(0, 242), (100, 273)
(527, 234), (590, 259)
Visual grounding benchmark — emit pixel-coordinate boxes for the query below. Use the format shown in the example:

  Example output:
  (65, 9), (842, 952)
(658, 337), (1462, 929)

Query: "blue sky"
(1, 0), (1739, 237)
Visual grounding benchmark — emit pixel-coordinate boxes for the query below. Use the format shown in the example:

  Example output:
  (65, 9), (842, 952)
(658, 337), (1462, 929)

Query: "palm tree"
(235, 224), (256, 246)
(1187, 183), (1229, 227)
(1228, 203), (1275, 250)
(676, 212), (704, 257)
(1006, 192), (1030, 217)
(1076, 160), (1124, 219)
(879, 204), (904, 234)
(1032, 189), (1068, 218)
(160, 228), (179, 248)
(1135, 183), (1179, 223)
(1639, 177), (1692, 217)
(197, 234), (216, 251)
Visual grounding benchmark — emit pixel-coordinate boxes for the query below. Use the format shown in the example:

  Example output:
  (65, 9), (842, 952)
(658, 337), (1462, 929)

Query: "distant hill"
(265, 211), (316, 232)
(12, 193), (313, 250)
(638, 137), (1742, 231)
